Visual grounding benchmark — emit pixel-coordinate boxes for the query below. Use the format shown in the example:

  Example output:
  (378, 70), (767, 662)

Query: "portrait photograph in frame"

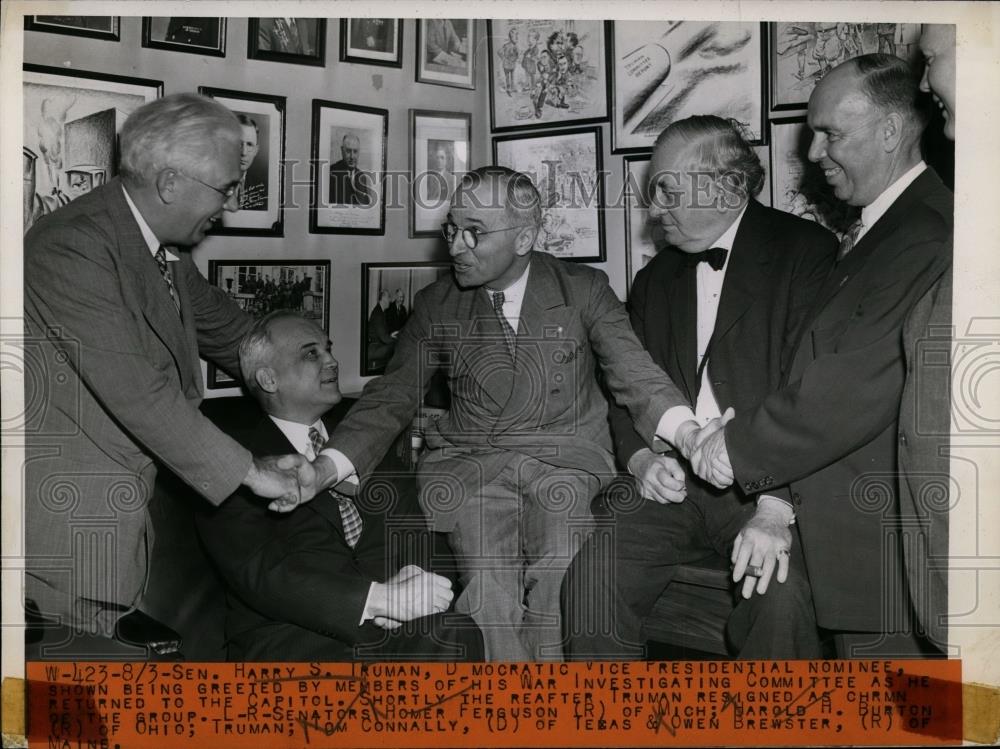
(340, 18), (404, 68)
(361, 262), (451, 376)
(206, 260), (331, 389)
(310, 99), (388, 235)
(488, 19), (607, 133)
(493, 126), (606, 263)
(22, 64), (162, 236)
(25, 15), (120, 41)
(142, 17), (227, 57)
(610, 20), (766, 153)
(199, 86), (286, 236)
(409, 109), (471, 238)
(248, 18), (326, 66)
(416, 19), (475, 89)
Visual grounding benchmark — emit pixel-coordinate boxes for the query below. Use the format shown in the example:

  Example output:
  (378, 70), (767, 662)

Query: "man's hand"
(266, 453), (341, 513)
(731, 499), (795, 599)
(368, 565), (453, 623)
(245, 455), (310, 511)
(675, 408), (735, 489)
(628, 448), (687, 504)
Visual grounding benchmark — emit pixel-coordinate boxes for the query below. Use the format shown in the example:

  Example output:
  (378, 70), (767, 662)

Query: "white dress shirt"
(484, 262), (531, 332)
(856, 161), (927, 244)
(121, 186), (178, 262)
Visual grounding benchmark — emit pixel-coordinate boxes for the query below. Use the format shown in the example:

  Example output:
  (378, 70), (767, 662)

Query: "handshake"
(244, 452), (343, 513)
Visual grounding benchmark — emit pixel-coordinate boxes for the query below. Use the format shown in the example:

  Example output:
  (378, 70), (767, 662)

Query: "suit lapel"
(713, 201), (771, 344)
(664, 261), (698, 404)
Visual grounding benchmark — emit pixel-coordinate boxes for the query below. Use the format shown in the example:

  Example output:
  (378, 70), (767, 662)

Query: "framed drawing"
(206, 260), (331, 388)
(22, 64), (162, 235)
(753, 145), (772, 207)
(622, 154), (662, 296)
(25, 16), (120, 41)
(416, 18), (475, 89)
(610, 20), (766, 153)
(487, 19), (608, 132)
(361, 262), (451, 376)
(142, 17), (226, 56)
(493, 126), (606, 263)
(340, 19), (404, 68)
(248, 18), (326, 66)
(409, 110), (471, 238)
(310, 99), (388, 235)
(198, 87), (286, 236)
(771, 22), (923, 110)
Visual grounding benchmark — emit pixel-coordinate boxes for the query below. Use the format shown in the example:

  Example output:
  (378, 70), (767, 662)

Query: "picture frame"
(487, 19), (608, 133)
(206, 260), (331, 389)
(340, 19), (404, 68)
(361, 262), (451, 376)
(609, 20), (767, 153)
(142, 17), (227, 57)
(622, 154), (661, 296)
(416, 19), (475, 89)
(310, 99), (388, 235)
(248, 18), (326, 66)
(493, 126), (606, 263)
(198, 87), (286, 236)
(409, 109), (471, 238)
(25, 16), (120, 42)
(22, 64), (162, 236)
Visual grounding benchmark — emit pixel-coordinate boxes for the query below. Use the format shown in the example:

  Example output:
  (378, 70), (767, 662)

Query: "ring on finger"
(747, 565), (764, 577)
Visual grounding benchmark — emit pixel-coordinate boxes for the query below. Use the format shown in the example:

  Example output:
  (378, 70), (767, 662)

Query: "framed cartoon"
(206, 260), (331, 388)
(22, 64), (162, 235)
(142, 17), (227, 56)
(416, 19), (475, 89)
(310, 100), (388, 235)
(622, 154), (662, 296)
(199, 87), (286, 236)
(340, 19), (404, 67)
(25, 16), (119, 41)
(361, 262), (451, 376)
(248, 18), (326, 66)
(493, 126), (606, 263)
(409, 110), (471, 238)
(488, 19), (608, 133)
(610, 20), (766, 153)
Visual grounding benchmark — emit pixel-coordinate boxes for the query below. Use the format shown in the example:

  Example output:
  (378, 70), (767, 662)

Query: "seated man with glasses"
(304, 166), (716, 661)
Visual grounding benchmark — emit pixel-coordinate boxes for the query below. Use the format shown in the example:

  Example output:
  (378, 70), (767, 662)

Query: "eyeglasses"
(441, 220), (532, 250)
(175, 169), (239, 202)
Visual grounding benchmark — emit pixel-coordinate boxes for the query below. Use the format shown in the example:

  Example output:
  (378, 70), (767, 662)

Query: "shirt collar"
(121, 185), (178, 261)
(860, 161), (927, 238)
(485, 259), (531, 304)
(269, 415), (327, 458)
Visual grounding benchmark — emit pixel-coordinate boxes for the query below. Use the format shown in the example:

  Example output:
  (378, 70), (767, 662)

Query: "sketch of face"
(341, 135), (360, 169)
(239, 124), (260, 172)
(919, 24), (957, 140)
(434, 147), (449, 172)
(509, 29), (518, 43)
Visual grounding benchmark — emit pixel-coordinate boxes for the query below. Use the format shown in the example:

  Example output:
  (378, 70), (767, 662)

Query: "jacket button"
(899, 433), (908, 445)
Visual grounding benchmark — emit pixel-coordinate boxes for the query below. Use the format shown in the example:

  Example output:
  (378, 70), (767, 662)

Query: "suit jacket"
(367, 304), (393, 345)
(726, 168), (953, 631)
(23, 178), (253, 633)
(328, 250), (688, 532)
(329, 159), (372, 206)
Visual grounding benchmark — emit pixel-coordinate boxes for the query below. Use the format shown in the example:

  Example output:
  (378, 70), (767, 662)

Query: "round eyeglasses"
(441, 220), (532, 250)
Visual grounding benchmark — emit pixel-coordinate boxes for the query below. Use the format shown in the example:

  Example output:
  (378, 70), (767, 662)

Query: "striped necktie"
(837, 219), (864, 261)
(154, 246), (181, 315)
(491, 290), (517, 359)
(308, 426), (363, 547)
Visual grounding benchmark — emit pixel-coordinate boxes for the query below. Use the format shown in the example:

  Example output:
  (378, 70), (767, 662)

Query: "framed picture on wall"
(25, 16), (120, 41)
(609, 20), (766, 153)
(487, 19), (608, 133)
(198, 87), (286, 236)
(409, 110), (471, 238)
(340, 19), (404, 67)
(493, 126), (606, 263)
(416, 19), (475, 89)
(310, 99), (388, 235)
(622, 154), (662, 296)
(22, 64), (162, 236)
(142, 17), (226, 56)
(248, 18), (326, 66)
(206, 260), (331, 388)
(361, 262), (451, 376)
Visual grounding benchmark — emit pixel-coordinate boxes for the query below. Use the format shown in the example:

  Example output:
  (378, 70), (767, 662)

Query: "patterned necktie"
(686, 247), (729, 271)
(308, 426), (363, 547)
(837, 219), (864, 261)
(154, 246), (181, 315)
(491, 290), (517, 359)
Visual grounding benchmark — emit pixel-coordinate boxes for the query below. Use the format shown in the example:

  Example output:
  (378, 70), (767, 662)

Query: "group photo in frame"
(248, 17), (326, 66)
(310, 99), (388, 234)
(206, 260), (331, 389)
(416, 18), (475, 89)
(340, 18), (403, 67)
(610, 20), (767, 152)
(199, 86), (286, 236)
(493, 126), (606, 263)
(25, 15), (120, 41)
(142, 17), (227, 57)
(409, 109), (471, 238)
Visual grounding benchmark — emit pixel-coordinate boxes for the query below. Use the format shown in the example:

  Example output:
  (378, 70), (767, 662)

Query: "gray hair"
(238, 309), (302, 397)
(454, 166), (542, 228)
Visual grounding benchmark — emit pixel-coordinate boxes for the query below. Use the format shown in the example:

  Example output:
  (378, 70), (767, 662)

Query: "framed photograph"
(22, 64), (162, 235)
(771, 22), (923, 110)
(361, 262), (451, 376)
(622, 154), (662, 296)
(340, 19), (404, 68)
(610, 20), (766, 153)
(310, 99), (388, 234)
(409, 110), (471, 238)
(493, 126), (606, 263)
(142, 17), (226, 56)
(206, 260), (331, 388)
(25, 16), (120, 41)
(197, 87), (285, 236)
(248, 18), (326, 66)
(488, 19), (608, 133)
(416, 19), (475, 89)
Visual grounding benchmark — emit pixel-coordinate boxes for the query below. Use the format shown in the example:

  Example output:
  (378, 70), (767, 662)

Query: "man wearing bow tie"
(564, 115), (837, 659)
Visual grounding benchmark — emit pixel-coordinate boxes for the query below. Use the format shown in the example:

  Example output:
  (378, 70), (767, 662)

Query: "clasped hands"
(245, 453), (338, 513)
(675, 407), (736, 489)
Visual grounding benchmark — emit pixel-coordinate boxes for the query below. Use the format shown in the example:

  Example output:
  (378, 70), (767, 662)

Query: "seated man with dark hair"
(196, 310), (483, 661)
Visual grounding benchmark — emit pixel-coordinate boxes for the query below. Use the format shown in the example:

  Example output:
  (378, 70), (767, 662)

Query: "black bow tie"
(686, 247), (728, 271)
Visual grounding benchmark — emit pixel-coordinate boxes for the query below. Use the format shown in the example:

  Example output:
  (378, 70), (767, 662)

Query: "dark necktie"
(491, 290), (517, 359)
(308, 426), (363, 547)
(837, 219), (864, 261)
(154, 246), (181, 315)
(686, 247), (728, 271)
